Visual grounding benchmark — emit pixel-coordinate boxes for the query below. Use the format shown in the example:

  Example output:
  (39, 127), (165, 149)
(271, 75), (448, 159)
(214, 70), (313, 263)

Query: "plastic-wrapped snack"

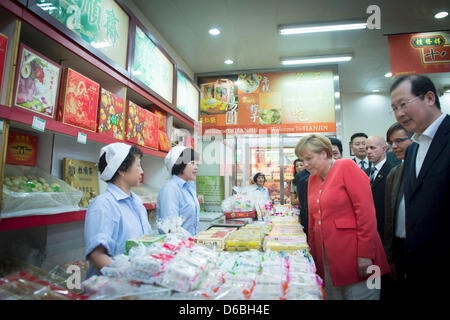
(191, 269), (224, 298)
(90, 284), (171, 300)
(100, 254), (131, 278)
(249, 283), (283, 300)
(160, 258), (201, 293)
(127, 255), (163, 283)
(157, 216), (192, 239)
(125, 234), (167, 254)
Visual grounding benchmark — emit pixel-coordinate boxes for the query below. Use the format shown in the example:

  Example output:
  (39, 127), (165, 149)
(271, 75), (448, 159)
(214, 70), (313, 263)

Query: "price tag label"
(32, 116), (46, 132)
(77, 132), (87, 144)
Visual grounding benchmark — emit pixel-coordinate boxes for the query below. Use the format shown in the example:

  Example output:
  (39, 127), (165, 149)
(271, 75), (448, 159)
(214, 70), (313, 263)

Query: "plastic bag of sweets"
(159, 257), (201, 293)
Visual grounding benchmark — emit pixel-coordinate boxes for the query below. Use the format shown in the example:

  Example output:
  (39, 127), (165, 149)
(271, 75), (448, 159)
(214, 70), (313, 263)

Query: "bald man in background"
(366, 136), (395, 301)
(365, 136), (395, 242)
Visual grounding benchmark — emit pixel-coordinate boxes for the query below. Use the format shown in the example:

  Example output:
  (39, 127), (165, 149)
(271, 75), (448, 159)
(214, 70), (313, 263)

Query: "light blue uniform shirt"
(254, 184), (270, 201)
(157, 175), (200, 236)
(84, 183), (153, 279)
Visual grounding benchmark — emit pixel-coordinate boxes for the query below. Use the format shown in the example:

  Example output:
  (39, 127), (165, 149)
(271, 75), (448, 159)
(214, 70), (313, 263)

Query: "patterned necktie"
(369, 167), (377, 182)
(360, 160), (366, 170)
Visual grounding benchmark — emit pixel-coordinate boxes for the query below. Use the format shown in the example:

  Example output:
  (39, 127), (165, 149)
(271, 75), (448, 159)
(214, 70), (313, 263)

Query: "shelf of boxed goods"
(0, 203), (156, 231)
(0, 104), (168, 158)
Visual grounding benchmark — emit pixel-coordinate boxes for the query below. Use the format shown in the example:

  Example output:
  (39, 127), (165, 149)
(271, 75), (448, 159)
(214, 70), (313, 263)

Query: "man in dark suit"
(294, 169), (310, 236)
(350, 132), (371, 172)
(383, 122), (413, 299)
(390, 75), (450, 299)
(365, 136), (394, 241)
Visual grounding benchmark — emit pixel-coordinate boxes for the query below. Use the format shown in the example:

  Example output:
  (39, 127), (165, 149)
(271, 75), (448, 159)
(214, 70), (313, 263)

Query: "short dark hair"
(171, 148), (200, 176)
(350, 132), (368, 144)
(98, 145), (143, 183)
(253, 172), (266, 184)
(328, 137), (343, 154)
(390, 75), (441, 110)
(386, 122), (413, 143)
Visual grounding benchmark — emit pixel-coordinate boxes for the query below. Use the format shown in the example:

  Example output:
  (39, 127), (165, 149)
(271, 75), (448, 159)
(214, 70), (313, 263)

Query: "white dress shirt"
(412, 112), (446, 177)
(395, 160), (406, 238)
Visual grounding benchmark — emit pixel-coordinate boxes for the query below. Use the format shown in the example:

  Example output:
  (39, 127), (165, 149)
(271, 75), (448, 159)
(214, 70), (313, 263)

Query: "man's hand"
(357, 257), (373, 279)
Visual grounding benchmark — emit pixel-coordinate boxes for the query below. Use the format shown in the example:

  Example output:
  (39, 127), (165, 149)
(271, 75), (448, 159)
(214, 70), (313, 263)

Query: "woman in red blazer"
(295, 134), (389, 300)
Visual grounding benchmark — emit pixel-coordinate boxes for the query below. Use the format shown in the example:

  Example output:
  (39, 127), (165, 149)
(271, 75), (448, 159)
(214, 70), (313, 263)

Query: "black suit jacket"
(384, 163), (404, 262)
(402, 115), (450, 284)
(365, 160), (395, 242)
(294, 170), (310, 235)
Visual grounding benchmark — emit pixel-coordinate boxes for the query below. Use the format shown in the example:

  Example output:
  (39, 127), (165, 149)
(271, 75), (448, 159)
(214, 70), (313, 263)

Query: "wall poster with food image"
(13, 44), (62, 119)
(198, 70), (336, 135)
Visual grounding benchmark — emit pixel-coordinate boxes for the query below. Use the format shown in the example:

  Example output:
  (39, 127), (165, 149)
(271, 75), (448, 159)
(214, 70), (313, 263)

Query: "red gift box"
(60, 68), (100, 132)
(5, 130), (38, 166)
(151, 108), (167, 132)
(224, 210), (256, 219)
(126, 101), (158, 150)
(97, 88), (125, 140)
(158, 130), (171, 152)
(0, 32), (8, 94)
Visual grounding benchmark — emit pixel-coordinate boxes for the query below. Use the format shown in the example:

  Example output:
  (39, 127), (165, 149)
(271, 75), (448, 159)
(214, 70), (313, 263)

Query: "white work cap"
(99, 142), (132, 181)
(164, 145), (187, 174)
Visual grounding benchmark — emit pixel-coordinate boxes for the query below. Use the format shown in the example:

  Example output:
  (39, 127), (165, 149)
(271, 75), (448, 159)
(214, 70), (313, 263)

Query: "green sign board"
(196, 176), (224, 208)
(177, 71), (199, 121)
(133, 26), (173, 103)
(36, 0), (129, 69)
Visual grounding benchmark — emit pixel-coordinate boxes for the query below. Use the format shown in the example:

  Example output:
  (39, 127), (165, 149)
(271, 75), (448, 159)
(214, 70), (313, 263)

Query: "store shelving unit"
(0, 0), (199, 231)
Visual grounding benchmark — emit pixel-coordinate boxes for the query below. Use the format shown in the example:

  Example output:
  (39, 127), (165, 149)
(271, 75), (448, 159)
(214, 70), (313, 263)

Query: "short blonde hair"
(295, 134), (333, 159)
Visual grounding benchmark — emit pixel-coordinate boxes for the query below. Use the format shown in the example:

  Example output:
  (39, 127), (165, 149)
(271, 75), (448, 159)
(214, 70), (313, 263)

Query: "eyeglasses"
(388, 137), (411, 146)
(391, 95), (423, 114)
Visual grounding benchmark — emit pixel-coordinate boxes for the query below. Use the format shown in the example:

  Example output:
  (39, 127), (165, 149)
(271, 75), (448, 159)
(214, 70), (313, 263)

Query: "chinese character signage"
(198, 70), (336, 135)
(6, 130), (39, 166)
(62, 158), (99, 208)
(132, 26), (173, 104)
(388, 31), (450, 76)
(13, 44), (62, 119)
(60, 68), (100, 132)
(0, 32), (8, 95)
(177, 71), (199, 121)
(34, 0), (129, 69)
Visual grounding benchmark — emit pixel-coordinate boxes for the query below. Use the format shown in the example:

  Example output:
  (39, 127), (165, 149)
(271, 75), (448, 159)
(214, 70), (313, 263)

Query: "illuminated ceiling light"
(372, 89), (380, 93)
(384, 72), (392, 78)
(224, 59), (234, 65)
(208, 28), (221, 36)
(279, 21), (367, 35)
(281, 55), (352, 66)
(334, 75), (339, 80)
(434, 11), (448, 19)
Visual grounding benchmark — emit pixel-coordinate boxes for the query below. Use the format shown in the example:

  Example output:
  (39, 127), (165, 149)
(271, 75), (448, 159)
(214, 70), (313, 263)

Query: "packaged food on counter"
(222, 186), (271, 220)
(1, 165), (83, 218)
(0, 271), (86, 300)
(194, 227), (236, 251)
(225, 225), (266, 251)
(125, 234), (167, 254)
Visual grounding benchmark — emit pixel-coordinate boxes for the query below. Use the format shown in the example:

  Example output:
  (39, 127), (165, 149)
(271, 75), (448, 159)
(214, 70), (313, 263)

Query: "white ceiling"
(132, 0), (450, 94)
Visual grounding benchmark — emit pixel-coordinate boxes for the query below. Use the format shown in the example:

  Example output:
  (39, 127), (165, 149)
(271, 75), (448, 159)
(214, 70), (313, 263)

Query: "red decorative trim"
(0, 210), (86, 231)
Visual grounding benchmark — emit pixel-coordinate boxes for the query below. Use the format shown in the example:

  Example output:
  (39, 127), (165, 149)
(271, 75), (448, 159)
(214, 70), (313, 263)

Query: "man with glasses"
(383, 122), (413, 300)
(390, 75), (450, 299)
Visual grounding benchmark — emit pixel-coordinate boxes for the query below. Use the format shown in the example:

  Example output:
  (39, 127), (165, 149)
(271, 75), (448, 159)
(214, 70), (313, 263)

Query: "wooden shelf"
(0, 203), (156, 231)
(0, 105), (168, 158)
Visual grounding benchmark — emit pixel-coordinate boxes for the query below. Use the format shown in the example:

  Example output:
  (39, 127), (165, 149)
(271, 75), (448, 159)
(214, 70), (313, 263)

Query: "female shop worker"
(295, 134), (389, 300)
(253, 172), (270, 201)
(157, 146), (200, 236)
(84, 143), (153, 279)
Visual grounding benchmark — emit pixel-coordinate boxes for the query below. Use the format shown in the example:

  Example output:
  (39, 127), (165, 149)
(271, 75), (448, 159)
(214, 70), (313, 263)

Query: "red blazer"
(307, 159), (389, 286)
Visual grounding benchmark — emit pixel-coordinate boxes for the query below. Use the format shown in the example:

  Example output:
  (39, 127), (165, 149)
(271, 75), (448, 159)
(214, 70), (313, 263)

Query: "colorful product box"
(158, 130), (171, 152)
(13, 43), (62, 119)
(60, 68), (100, 132)
(224, 210), (257, 219)
(97, 88), (125, 140)
(5, 130), (38, 166)
(125, 101), (159, 150)
(151, 108), (167, 132)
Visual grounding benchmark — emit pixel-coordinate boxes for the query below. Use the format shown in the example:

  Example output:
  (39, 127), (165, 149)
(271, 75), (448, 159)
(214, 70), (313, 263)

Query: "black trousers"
(382, 237), (407, 301)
